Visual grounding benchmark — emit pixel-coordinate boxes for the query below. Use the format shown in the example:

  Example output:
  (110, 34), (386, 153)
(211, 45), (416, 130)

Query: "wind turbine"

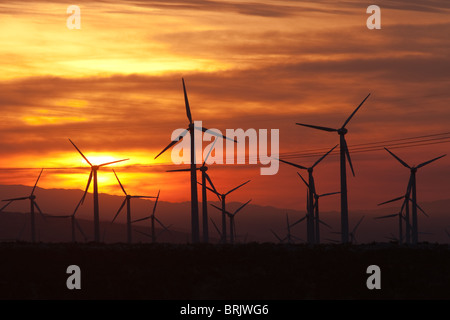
(384, 147), (445, 244)
(211, 199), (251, 244)
(210, 217), (223, 243)
(203, 179), (251, 243)
(154, 78), (234, 243)
(279, 145), (338, 244)
(270, 213), (303, 244)
(297, 172), (337, 243)
(376, 189), (428, 244)
(374, 211), (404, 244)
(349, 216), (365, 244)
(1, 169), (46, 243)
(131, 190), (169, 243)
(331, 215), (365, 244)
(296, 94), (371, 243)
(69, 139), (129, 242)
(44, 195), (88, 242)
(166, 139), (217, 243)
(111, 169), (156, 244)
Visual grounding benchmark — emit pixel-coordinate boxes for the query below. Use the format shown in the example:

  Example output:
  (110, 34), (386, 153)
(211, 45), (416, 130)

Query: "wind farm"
(1, 0), (450, 301)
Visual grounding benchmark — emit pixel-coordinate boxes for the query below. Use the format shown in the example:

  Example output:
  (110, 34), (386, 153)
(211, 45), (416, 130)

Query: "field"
(0, 242), (449, 300)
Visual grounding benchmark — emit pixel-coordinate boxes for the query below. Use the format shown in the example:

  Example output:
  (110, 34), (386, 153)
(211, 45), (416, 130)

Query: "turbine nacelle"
(338, 128), (348, 135)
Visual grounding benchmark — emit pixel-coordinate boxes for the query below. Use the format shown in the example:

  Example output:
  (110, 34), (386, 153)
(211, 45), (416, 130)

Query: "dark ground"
(0, 242), (449, 300)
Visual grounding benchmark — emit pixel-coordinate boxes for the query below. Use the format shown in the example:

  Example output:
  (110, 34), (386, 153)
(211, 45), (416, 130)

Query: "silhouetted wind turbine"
(210, 217), (223, 243)
(111, 169), (156, 244)
(69, 139), (129, 242)
(376, 189), (428, 245)
(204, 179), (251, 243)
(279, 145), (337, 244)
(349, 216), (365, 244)
(1, 169), (46, 243)
(296, 94), (370, 243)
(332, 215), (365, 244)
(211, 199), (251, 244)
(44, 195), (87, 243)
(166, 139), (217, 243)
(271, 213), (302, 244)
(384, 147), (445, 244)
(374, 211), (404, 244)
(131, 190), (169, 243)
(297, 172), (337, 243)
(154, 78), (234, 243)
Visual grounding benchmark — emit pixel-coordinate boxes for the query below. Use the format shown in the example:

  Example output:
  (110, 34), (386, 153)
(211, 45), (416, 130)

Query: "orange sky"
(0, 0), (449, 212)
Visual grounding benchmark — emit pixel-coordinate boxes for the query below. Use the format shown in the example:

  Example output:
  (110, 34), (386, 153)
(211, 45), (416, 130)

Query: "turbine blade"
(210, 203), (232, 216)
(111, 199), (127, 223)
(296, 172), (309, 189)
(312, 144), (338, 169)
(98, 158), (129, 167)
(204, 172), (220, 198)
(69, 139), (92, 167)
(319, 191), (340, 197)
(198, 126), (237, 143)
(31, 168), (44, 196)
(134, 229), (152, 238)
(290, 215), (307, 228)
(44, 214), (72, 218)
(203, 138), (217, 165)
(152, 190), (160, 217)
(225, 180), (251, 196)
(409, 199), (429, 217)
(296, 123), (338, 132)
(34, 201), (46, 221)
(131, 216), (151, 223)
(377, 195), (405, 206)
(416, 154), (446, 169)
(342, 93), (371, 128)
(2, 197), (29, 202)
(343, 137), (355, 177)
(112, 169), (127, 196)
(317, 218), (332, 229)
(0, 200), (13, 213)
(278, 158), (308, 170)
(401, 175), (413, 213)
(131, 196), (156, 199)
(198, 181), (221, 197)
(81, 171), (93, 204)
(166, 168), (192, 172)
(374, 213), (398, 220)
(75, 218), (87, 241)
(155, 217), (169, 231)
(182, 78), (193, 124)
(154, 128), (189, 159)
(210, 218), (222, 238)
(233, 199), (252, 215)
(353, 216), (365, 234)
(384, 147), (410, 169)
(72, 196), (84, 217)
(270, 229), (283, 242)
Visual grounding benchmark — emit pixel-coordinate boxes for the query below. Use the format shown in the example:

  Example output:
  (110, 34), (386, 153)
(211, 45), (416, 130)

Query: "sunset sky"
(1, 0), (449, 214)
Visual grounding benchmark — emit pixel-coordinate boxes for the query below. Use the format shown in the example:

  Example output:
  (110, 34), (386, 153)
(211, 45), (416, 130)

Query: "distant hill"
(0, 184), (449, 243)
